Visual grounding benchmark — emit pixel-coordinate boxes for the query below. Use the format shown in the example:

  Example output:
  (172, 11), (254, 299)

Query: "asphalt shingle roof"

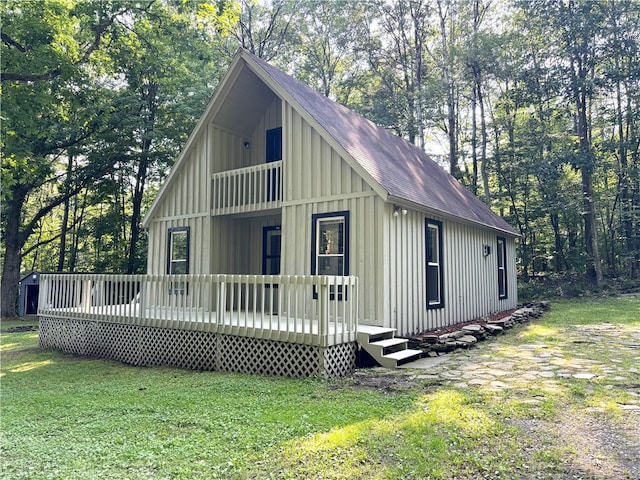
(247, 50), (517, 235)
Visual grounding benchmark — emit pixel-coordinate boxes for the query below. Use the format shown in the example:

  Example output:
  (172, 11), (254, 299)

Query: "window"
(311, 211), (349, 299)
(167, 227), (190, 294)
(425, 219), (444, 308)
(497, 236), (508, 299)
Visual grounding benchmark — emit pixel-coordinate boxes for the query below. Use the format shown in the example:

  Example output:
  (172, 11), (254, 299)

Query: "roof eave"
(387, 195), (521, 237)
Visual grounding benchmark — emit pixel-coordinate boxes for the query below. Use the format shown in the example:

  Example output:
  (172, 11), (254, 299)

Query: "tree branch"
(1, 32), (27, 52)
(1, 2), (154, 83)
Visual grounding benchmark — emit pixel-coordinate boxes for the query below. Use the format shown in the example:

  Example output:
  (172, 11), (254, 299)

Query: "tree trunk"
(57, 154), (74, 271)
(437, 0), (459, 177)
(68, 189), (88, 273)
(127, 149), (149, 274)
(549, 212), (566, 272)
(127, 84), (157, 274)
(575, 88), (603, 284)
(477, 77), (490, 205)
(471, 83), (478, 194)
(568, 23), (603, 285)
(57, 197), (69, 271)
(582, 168), (603, 284)
(1, 189), (27, 318)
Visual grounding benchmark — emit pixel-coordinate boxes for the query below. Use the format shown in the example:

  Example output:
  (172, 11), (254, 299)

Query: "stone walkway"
(398, 323), (640, 399)
(358, 321), (640, 480)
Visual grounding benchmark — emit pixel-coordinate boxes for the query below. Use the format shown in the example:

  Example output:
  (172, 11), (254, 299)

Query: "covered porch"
(37, 273), (359, 377)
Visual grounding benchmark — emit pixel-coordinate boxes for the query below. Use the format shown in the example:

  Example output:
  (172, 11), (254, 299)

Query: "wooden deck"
(40, 304), (355, 346)
(37, 273), (359, 377)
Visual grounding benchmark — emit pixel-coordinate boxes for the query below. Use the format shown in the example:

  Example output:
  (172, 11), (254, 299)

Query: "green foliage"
(2, 0), (229, 293)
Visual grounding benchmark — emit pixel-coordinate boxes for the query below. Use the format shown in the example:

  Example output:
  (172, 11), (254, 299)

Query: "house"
(37, 49), (518, 377)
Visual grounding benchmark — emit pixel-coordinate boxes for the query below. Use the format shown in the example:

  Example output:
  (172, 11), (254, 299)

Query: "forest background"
(2, 0), (639, 317)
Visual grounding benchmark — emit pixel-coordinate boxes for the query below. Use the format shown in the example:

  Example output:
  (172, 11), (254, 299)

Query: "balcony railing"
(38, 273), (358, 347)
(211, 161), (282, 215)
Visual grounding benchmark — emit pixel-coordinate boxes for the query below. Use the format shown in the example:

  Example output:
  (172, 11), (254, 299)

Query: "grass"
(1, 295), (639, 479)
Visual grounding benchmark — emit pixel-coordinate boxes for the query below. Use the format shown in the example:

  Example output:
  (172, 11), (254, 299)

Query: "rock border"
(408, 301), (551, 357)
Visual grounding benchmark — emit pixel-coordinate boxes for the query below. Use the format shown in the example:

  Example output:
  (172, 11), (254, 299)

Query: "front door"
(262, 226), (281, 275)
(262, 226), (281, 313)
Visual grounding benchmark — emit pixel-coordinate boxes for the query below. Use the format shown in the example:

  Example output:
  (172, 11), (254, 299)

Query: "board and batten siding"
(210, 215), (281, 275)
(146, 127), (210, 276)
(280, 102), (382, 324)
(385, 207), (518, 336)
(284, 105), (373, 201)
(147, 97), (283, 276)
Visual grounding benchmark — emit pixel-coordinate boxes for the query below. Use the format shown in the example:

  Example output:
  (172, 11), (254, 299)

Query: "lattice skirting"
(38, 317), (356, 378)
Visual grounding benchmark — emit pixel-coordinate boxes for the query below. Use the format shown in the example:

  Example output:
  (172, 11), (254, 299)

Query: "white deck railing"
(211, 161), (282, 215)
(38, 273), (358, 347)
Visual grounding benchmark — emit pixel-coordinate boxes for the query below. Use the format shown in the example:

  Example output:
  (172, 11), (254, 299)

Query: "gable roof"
(246, 51), (517, 235)
(144, 48), (517, 236)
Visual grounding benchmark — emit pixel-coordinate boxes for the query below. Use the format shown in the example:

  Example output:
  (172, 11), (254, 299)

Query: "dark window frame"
(497, 236), (508, 299)
(167, 226), (190, 295)
(311, 211), (349, 300)
(262, 225), (282, 275)
(425, 218), (444, 309)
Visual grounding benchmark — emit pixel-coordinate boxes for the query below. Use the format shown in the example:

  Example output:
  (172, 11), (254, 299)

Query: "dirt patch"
(349, 371), (420, 392)
(1, 325), (39, 333)
(559, 410), (640, 480)
(511, 410), (640, 480)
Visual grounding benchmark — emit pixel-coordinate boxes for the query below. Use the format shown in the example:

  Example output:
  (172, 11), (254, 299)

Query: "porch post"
(317, 277), (329, 347)
(218, 279), (226, 317)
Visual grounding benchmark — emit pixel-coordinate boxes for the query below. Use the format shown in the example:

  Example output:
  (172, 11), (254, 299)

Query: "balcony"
(211, 161), (282, 216)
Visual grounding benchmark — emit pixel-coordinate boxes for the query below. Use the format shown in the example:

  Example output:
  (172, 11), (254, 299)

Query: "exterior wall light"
(393, 206), (408, 217)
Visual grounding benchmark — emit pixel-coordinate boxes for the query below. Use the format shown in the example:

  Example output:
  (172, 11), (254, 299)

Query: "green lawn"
(1, 295), (639, 479)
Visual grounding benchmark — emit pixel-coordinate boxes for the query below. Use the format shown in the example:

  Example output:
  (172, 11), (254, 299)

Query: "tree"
(106, 3), (225, 273)
(601, 0), (640, 278)
(1, 0), (143, 317)
(1, 0), (226, 316)
(433, 0), (462, 176)
(224, 0), (298, 61)
(291, 0), (370, 105)
(464, 0), (494, 203)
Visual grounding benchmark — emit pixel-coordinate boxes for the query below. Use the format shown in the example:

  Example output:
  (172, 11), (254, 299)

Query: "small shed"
(18, 271), (40, 316)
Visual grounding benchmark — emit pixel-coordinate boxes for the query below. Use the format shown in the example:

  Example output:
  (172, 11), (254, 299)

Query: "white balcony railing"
(211, 161), (282, 215)
(38, 273), (358, 347)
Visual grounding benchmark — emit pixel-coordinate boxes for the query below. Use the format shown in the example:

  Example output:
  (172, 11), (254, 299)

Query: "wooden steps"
(357, 325), (423, 368)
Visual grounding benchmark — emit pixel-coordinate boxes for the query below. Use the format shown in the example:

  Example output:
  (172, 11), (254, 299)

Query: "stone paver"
(397, 321), (640, 402)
